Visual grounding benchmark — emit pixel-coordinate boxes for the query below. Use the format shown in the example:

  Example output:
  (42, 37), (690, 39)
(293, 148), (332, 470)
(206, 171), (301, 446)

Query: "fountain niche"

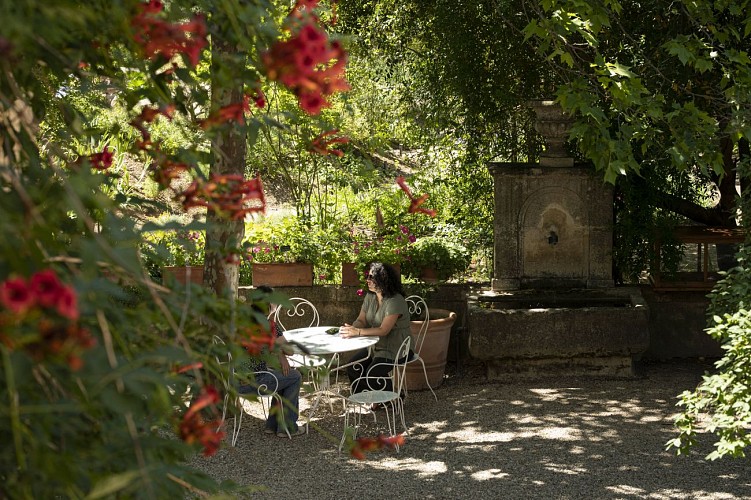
(468, 100), (649, 378)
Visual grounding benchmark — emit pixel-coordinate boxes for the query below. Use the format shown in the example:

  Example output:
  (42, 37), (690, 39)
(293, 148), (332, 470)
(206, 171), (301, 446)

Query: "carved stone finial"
(528, 100), (574, 167)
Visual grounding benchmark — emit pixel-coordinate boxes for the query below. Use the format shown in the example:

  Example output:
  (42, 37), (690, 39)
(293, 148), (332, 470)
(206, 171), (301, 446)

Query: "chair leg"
(384, 403), (405, 452)
(219, 393), (242, 447)
(339, 402), (362, 453)
(220, 393), (231, 428)
(273, 395), (294, 439)
(231, 398), (243, 447)
(396, 398), (408, 436)
(338, 407), (349, 452)
(385, 405), (395, 439)
(417, 357), (438, 401)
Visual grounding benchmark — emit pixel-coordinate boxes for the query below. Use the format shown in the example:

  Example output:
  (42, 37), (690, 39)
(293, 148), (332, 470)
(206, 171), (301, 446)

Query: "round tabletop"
(283, 326), (379, 355)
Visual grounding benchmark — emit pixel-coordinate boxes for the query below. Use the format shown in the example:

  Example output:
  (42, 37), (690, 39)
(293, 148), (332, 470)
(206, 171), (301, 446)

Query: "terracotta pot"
(341, 262), (363, 286)
(162, 265), (204, 286)
(419, 266), (439, 283)
(405, 308), (457, 390)
(252, 263), (313, 286)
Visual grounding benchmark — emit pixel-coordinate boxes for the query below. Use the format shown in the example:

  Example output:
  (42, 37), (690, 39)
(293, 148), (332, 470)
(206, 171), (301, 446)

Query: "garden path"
(190, 359), (751, 499)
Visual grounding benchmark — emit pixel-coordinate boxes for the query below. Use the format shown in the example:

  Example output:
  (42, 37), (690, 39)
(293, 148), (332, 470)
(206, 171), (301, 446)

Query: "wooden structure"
(651, 226), (747, 291)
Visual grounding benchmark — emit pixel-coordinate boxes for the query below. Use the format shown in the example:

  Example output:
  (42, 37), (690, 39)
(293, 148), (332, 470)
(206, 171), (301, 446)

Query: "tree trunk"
(203, 37), (247, 298)
(739, 138), (750, 197)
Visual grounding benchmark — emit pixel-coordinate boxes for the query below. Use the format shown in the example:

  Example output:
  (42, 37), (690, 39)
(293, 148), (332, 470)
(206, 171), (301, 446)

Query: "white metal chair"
(339, 336), (411, 453)
(293, 351), (343, 415)
(273, 297), (320, 331)
(274, 297), (320, 373)
(234, 370), (288, 444)
(404, 295), (437, 401)
(273, 298), (333, 402)
(213, 336), (286, 445)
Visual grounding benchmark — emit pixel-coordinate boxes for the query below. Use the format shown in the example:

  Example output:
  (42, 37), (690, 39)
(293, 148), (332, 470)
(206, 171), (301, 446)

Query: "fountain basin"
(468, 287), (649, 378)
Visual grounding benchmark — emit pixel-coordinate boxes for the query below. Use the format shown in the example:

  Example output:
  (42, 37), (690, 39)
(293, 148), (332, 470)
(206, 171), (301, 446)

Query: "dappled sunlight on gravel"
(188, 360), (751, 499)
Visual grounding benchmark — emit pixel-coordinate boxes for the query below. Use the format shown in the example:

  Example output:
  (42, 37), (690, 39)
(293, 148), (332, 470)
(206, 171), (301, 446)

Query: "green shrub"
(243, 216), (350, 283)
(403, 236), (471, 281)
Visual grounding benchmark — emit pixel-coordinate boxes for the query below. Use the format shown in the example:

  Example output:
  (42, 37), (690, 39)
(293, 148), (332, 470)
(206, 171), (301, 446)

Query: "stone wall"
(239, 284), (722, 371)
(467, 287), (650, 378)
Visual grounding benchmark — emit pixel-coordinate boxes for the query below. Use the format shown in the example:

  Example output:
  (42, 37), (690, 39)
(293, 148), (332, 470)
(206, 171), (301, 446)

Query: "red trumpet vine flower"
(181, 174), (266, 220)
(0, 278), (34, 315)
(200, 95), (251, 130)
(238, 323), (277, 355)
(308, 129), (349, 157)
(89, 146), (114, 170)
(262, 4), (349, 115)
(172, 361), (204, 374)
(131, 1), (207, 67)
(151, 159), (189, 189)
(349, 433), (406, 460)
(396, 176), (437, 217)
(0, 270), (93, 370)
(179, 386), (224, 456)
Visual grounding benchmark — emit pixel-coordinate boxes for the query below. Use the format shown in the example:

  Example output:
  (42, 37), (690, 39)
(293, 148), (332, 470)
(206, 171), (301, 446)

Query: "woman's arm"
(351, 309), (368, 329)
(341, 313), (398, 338)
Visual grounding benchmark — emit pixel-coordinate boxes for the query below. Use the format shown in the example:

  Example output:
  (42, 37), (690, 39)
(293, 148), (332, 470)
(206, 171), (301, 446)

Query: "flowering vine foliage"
(262, 0), (350, 114)
(181, 174), (266, 220)
(0, 270), (94, 371)
(131, 0), (208, 67)
(0, 0), (370, 497)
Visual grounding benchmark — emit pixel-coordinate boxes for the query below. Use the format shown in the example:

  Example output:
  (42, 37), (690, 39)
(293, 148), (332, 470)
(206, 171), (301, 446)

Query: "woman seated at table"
(236, 286), (304, 438)
(340, 262), (412, 398)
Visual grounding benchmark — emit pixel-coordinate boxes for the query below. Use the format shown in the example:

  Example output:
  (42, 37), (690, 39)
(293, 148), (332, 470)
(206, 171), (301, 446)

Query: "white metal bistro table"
(283, 326), (379, 431)
(283, 326), (378, 355)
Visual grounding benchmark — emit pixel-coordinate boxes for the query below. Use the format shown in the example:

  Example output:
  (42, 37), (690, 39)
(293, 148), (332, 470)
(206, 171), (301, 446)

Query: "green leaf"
(86, 471), (141, 499)
(694, 58), (713, 73)
(607, 62), (635, 78)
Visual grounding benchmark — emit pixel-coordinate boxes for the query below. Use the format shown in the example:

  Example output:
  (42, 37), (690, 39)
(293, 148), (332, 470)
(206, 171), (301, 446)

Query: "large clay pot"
(252, 263), (313, 286)
(341, 262), (363, 286)
(163, 265), (204, 285)
(405, 308), (457, 390)
(419, 266), (439, 283)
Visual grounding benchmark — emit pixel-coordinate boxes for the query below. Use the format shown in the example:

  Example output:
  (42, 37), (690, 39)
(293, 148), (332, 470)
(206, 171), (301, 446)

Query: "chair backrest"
(273, 297), (320, 332)
(251, 370), (280, 399)
(212, 335), (234, 388)
(405, 295), (429, 355)
(391, 335), (412, 395)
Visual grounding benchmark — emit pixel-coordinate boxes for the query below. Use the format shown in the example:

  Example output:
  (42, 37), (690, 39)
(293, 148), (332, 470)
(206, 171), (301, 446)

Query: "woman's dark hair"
(367, 262), (404, 298)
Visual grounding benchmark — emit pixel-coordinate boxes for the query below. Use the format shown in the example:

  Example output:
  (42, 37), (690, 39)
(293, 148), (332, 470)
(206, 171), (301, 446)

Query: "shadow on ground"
(190, 359), (751, 499)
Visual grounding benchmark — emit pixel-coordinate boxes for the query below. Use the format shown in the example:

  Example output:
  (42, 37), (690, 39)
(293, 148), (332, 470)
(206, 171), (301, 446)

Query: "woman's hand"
(279, 352), (291, 376)
(275, 336), (288, 346)
(339, 323), (360, 338)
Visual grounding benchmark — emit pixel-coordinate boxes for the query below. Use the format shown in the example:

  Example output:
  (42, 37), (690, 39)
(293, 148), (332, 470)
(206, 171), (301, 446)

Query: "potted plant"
(403, 236), (471, 282)
(342, 224), (416, 286)
(244, 218), (324, 286)
(307, 225), (351, 285)
(142, 225), (206, 285)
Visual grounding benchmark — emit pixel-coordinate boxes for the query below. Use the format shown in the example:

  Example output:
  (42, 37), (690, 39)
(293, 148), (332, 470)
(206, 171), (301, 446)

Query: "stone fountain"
(468, 100), (649, 378)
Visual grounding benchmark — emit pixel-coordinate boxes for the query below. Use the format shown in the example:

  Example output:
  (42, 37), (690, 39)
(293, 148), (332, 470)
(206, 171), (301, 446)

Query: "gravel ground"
(189, 359), (751, 499)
